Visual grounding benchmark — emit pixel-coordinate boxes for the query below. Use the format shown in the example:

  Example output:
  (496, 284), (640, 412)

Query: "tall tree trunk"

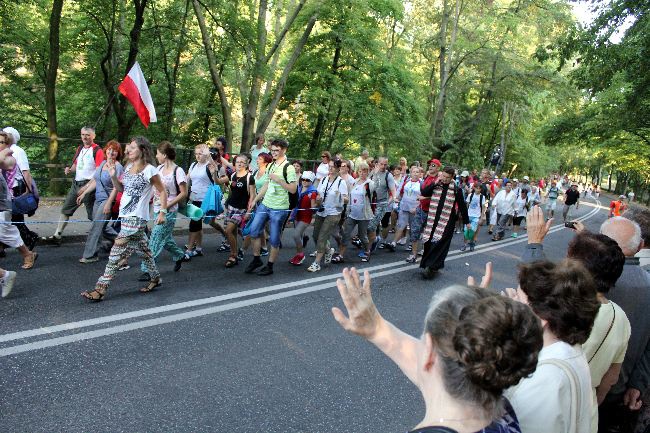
(495, 102), (508, 173)
(46, 0), (64, 192)
(309, 36), (341, 153)
(192, 0), (233, 147)
(428, 0), (449, 152)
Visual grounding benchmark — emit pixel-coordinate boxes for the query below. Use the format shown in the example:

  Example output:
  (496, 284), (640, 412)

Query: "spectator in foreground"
(332, 266), (543, 433)
(623, 207), (650, 270)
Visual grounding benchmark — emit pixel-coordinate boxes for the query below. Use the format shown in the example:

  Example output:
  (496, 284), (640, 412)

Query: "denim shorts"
(248, 203), (288, 248)
(410, 207), (427, 241)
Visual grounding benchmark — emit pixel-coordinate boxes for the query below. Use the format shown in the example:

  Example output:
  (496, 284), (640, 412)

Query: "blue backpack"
(201, 184), (224, 223)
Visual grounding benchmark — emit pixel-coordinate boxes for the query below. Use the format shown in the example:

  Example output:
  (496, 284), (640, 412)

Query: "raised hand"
(467, 261), (493, 289)
(527, 205), (552, 244)
(331, 267), (381, 340)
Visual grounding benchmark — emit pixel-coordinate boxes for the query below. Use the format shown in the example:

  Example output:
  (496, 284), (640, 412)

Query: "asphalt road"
(0, 199), (608, 433)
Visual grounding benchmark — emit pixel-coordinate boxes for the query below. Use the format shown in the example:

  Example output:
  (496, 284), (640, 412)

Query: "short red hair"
(104, 140), (123, 160)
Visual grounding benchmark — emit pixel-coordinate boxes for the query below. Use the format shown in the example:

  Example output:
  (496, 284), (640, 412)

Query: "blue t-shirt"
(94, 161), (124, 201)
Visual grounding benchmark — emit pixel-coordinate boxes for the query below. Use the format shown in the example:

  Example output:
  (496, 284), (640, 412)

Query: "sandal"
(81, 289), (105, 302)
(225, 256), (238, 268)
(22, 252), (38, 269)
(140, 278), (162, 293)
(331, 253), (345, 264)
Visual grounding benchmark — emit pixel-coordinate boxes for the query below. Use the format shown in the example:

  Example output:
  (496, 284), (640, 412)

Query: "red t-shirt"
(296, 191), (318, 223)
(419, 175), (438, 213)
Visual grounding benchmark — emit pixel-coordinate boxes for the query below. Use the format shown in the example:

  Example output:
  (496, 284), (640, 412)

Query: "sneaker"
(237, 248), (244, 261)
(307, 262), (321, 272)
(260, 247), (269, 257)
(405, 255), (417, 264)
(1, 270), (16, 298)
(79, 256), (99, 264)
(138, 272), (151, 282)
(407, 245), (413, 251)
(378, 242), (386, 249)
(289, 253), (305, 266)
(257, 265), (274, 276)
(351, 238), (362, 248)
(512, 233), (518, 238)
(397, 238), (407, 246)
(309, 250), (317, 257)
(185, 250), (198, 258)
(194, 249), (204, 257)
(324, 248), (335, 264)
(460, 244), (467, 252)
(217, 241), (230, 252)
(245, 257), (264, 274)
(358, 252), (369, 262)
(385, 242), (396, 252)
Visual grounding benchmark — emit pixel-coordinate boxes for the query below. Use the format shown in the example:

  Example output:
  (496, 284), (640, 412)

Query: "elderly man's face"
(81, 129), (94, 146)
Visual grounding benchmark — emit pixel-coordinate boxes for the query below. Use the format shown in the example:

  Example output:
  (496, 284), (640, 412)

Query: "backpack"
(71, 144), (100, 165)
(189, 162), (214, 185)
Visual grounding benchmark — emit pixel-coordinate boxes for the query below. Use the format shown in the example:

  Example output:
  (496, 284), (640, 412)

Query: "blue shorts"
(410, 207), (428, 242)
(248, 203), (288, 248)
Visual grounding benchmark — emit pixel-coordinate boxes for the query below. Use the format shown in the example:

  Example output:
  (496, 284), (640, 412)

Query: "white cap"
(461, 170), (470, 177)
(2, 127), (19, 144)
(513, 178), (519, 182)
(301, 171), (316, 182)
(523, 175), (529, 181)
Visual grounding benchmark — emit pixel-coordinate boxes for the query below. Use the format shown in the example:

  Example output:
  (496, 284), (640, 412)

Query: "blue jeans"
(248, 203), (288, 248)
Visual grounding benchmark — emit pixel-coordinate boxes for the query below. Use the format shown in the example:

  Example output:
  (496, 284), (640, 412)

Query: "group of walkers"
(1, 125), (650, 433)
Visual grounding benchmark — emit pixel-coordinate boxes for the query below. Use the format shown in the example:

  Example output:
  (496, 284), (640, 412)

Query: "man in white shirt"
(491, 180), (516, 241)
(2, 127), (39, 251)
(42, 126), (105, 245)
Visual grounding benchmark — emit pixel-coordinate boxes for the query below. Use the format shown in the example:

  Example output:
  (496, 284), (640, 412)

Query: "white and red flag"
(118, 61), (157, 128)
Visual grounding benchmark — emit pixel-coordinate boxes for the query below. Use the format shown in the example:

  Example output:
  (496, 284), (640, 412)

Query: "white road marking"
(0, 200), (601, 357)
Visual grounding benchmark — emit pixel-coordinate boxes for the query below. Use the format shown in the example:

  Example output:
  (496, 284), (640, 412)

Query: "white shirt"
(506, 342), (592, 433)
(154, 165), (187, 213)
(400, 180), (421, 213)
(466, 192), (484, 218)
(188, 162), (220, 202)
(119, 164), (158, 220)
(75, 146), (98, 181)
(315, 163), (330, 183)
(493, 189), (517, 215)
(316, 176), (347, 217)
(10, 144), (29, 187)
(514, 196), (529, 217)
(349, 179), (374, 220)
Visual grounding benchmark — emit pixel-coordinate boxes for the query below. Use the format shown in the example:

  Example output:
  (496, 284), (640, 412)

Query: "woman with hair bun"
(332, 266), (543, 432)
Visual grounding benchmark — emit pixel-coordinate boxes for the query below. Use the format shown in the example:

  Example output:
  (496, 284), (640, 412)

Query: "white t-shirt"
(75, 146), (98, 181)
(493, 189), (516, 215)
(582, 301), (630, 433)
(514, 196), (529, 217)
(315, 162), (329, 183)
(189, 162), (223, 202)
(154, 164), (187, 213)
(466, 192), (484, 218)
(119, 164), (158, 220)
(316, 176), (347, 217)
(10, 144), (29, 186)
(506, 341), (592, 433)
(400, 180), (421, 213)
(349, 179), (374, 220)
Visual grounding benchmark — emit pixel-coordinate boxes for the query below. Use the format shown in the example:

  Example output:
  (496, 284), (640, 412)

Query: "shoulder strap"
(588, 303), (616, 363)
(538, 358), (580, 432)
(282, 161), (289, 183)
(71, 145), (84, 164)
(365, 181), (372, 201)
(173, 166), (181, 195)
(206, 165), (215, 184)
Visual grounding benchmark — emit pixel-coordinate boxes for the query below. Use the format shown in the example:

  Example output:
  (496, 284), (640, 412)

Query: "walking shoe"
(217, 241), (230, 252)
(182, 252), (192, 262)
(307, 262), (321, 272)
(460, 244), (467, 252)
(397, 237), (407, 246)
(405, 255), (417, 264)
(1, 270), (16, 298)
(260, 247), (269, 256)
(289, 253), (305, 266)
(245, 257), (264, 273)
(309, 250), (317, 257)
(302, 235), (310, 248)
(79, 256), (99, 264)
(138, 272), (151, 282)
(358, 252), (369, 262)
(185, 250), (198, 258)
(385, 242), (396, 252)
(194, 248), (204, 257)
(257, 264), (274, 276)
(237, 248), (244, 261)
(324, 248), (335, 264)
(407, 244), (413, 251)
(378, 242), (386, 249)
(469, 242), (475, 252)
(351, 238), (362, 248)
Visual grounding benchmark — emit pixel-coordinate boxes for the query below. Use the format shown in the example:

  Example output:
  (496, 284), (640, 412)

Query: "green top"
(262, 159), (297, 210)
(255, 170), (268, 193)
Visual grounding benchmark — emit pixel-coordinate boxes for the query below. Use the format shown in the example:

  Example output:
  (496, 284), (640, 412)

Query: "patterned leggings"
(96, 216), (160, 291)
(140, 211), (184, 272)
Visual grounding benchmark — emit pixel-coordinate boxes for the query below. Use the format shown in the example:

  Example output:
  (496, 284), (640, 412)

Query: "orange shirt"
(610, 200), (626, 216)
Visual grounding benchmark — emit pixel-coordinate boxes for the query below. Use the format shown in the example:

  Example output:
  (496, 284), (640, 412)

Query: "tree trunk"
(46, 0), (63, 162)
(192, 0), (233, 147)
(309, 36), (341, 153)
(428, 0), (449, 152)
(495, 102), (507, 174)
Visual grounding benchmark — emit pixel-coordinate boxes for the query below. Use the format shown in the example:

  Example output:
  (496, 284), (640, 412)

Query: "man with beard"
(418, 166), (470, 279)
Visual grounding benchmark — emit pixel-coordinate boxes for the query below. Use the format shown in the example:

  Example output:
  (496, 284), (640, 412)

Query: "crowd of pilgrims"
(1, 126), (650, 433)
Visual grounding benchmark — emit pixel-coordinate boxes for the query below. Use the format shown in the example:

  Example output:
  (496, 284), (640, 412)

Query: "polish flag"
(118, 62), (157, 128)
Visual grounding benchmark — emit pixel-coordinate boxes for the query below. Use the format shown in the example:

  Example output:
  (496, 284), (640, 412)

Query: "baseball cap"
(523, 175), (529, 181)
(301, 171), (316, 182)
(427, 158), (441, 167)
(513, 178), (519, 183)
(461, 170), (470, 177)
(2, 127), (19, 144)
